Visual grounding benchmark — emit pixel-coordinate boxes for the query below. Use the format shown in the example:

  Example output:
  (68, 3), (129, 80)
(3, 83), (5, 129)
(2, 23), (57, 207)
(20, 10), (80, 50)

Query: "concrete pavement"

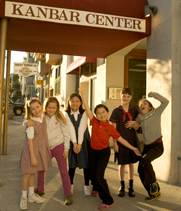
(0, 115), (181, 211)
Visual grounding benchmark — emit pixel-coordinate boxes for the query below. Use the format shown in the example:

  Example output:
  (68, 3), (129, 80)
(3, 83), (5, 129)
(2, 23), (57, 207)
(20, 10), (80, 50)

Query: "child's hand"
(76, 144), (81, 154)
(133, 122), (140, 130)
(63, 150), (69, 159)
(59, 110), (66, 124)
(31, 156), (38, 167)
(73, 143), (79, 154)
(114, 142), (119, 153)
(133, 148), (142, 157)
(125, 121), (135, 129)
(78, 87), (84, 95)
(148, 91), (153, 97)
(27, 120), (35, 127)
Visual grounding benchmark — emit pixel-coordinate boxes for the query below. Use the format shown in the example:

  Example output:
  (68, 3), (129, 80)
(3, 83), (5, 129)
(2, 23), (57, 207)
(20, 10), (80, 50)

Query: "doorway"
(124, 49), (146, 107)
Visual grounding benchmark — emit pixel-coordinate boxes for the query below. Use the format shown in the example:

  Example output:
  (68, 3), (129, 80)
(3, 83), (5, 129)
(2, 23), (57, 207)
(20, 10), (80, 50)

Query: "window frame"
(124, 49), (146, 87)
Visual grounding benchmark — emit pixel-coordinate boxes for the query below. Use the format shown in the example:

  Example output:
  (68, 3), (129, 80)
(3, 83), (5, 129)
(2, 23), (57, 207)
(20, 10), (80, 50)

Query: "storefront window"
(81, 63), (96, 76)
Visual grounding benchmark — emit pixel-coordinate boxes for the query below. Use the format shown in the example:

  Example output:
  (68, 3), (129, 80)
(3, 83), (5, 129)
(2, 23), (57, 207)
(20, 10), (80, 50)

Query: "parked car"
(3, 99), (25, 116)
(10, 99), (25, 115)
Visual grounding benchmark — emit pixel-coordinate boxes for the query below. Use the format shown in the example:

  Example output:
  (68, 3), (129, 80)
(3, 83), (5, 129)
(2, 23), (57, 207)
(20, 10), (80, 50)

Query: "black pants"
(89, 147), (114, 205)
(69, 167), (89, 186)
(138, 142), (164, 195)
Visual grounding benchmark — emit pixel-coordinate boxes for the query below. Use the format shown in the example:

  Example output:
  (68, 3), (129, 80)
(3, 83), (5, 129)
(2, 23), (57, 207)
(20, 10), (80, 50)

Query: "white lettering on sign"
(14, 62), (38, 77)
(5, 1), (146, 33)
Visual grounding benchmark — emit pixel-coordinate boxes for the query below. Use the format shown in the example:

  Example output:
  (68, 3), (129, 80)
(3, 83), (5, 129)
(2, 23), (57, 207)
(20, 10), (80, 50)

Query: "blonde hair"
(24, 98), (42, 120)
(44, 97), (66, 124)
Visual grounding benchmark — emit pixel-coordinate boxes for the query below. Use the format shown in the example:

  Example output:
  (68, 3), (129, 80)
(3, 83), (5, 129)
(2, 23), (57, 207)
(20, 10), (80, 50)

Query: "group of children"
(19, 86), (169, 210)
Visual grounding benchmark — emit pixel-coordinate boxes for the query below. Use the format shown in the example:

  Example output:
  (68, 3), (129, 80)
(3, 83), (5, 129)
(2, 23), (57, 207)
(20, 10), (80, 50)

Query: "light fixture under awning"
(66, 57), (97, 75)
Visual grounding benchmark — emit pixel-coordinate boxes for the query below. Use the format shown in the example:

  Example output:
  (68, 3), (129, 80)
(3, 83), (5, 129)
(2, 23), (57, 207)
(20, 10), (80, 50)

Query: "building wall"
(105, 40), (145, 120)
(147, 0), (179, 183)
(173, 0), (181, 184)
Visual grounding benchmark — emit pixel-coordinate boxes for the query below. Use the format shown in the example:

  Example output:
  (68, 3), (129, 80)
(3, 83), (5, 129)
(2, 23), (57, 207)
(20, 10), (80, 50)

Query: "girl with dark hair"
(78, 87), (141, 211)
(64, 93), (91, 196)
(126, 91), (169, 201)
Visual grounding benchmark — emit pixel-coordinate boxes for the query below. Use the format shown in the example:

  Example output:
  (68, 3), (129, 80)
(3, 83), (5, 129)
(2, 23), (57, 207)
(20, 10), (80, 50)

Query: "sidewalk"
(0, 115), (181, 211)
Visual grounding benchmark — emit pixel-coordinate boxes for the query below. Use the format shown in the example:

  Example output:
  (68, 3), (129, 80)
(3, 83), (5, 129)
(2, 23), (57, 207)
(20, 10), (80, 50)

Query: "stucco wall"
(147, 0), (180, 183)
(105, 40), (145, 120)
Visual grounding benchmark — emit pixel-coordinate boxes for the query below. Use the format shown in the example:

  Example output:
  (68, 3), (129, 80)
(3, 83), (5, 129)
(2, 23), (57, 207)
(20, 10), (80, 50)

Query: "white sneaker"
(28, 193), (45, 203)
(20, 197), (27, 210)
(71, 185), (74, 194)
(84, 185), (91, 196)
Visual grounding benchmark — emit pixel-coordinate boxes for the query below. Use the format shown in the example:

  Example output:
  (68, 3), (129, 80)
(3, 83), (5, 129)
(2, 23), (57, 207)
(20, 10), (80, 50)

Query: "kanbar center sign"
(14, 63), (38, 77)
(5, 1), (146, 33)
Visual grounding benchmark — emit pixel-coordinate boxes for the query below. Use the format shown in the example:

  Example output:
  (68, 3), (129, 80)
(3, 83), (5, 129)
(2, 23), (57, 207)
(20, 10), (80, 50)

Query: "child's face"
(120, 93), (132, 105)
(46, 102), (57, 116)
(69, 96), (82, 112)
(30, 102), (43, 118)
(139, 100), (152, 115)
(96, 107), (108, 122)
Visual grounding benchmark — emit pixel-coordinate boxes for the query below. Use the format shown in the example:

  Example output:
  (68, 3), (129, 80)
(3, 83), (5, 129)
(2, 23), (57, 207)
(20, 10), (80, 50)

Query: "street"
(0, 115), (181, 211)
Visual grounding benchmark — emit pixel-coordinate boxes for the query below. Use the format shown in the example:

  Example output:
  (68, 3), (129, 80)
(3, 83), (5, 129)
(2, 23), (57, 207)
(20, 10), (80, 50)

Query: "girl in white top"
(64, 93), (91, 196)
(27, 97), (73, 205)
(20, 98), (51, 210)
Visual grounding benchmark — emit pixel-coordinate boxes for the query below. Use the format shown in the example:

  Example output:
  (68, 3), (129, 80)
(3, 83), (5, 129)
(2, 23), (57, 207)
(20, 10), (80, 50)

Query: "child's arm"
(59, 110), (66, 125)
(78, 87), (93, 121)
(148, 91), (169, 113)
(112, 123), (119, 153)
(117, 136), (141, 156)
(64, 112), (79, 154)
(78, 111), (88, 146)
(26, 126), (38, 166)
(63, 151), (69, 159)
(28, 139), (38, 166)
(26, 119), (35, 127)
(60, 121), (71, 158)
(125, 120), (140, 130)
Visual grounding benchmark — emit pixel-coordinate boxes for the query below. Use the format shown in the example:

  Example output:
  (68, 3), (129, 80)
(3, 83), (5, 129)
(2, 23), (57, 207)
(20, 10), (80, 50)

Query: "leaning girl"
(27, 97), (73, 205)
(20, 98), (52, 210)
(78, 87), (141, 211)
(64, 93), (91, 196)
(125, 91), (169, 201)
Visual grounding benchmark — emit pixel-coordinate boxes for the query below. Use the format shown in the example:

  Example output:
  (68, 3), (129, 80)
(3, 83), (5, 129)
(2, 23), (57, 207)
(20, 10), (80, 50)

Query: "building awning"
(0, 0), (151, 58)
(66, 57), (97, 75)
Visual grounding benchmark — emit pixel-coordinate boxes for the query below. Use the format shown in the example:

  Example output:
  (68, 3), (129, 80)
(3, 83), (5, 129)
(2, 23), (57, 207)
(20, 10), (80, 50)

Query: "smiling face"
(120, 93), (132, 105)
(139, 99), (152, 115)
(46, 102), (57, 116)
(95, 107), (108, 122)
(69, 96), (82, 112)
(30, 102), (43, 118)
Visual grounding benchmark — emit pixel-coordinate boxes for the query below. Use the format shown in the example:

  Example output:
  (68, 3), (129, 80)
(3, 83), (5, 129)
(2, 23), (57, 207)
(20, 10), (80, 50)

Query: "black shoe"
(150, 182), (158, 196)
(145, 192), (161, 201)
(118, 186), (125, 197)
(34, 188), (45, 196)
(128, 187), (135, 197)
